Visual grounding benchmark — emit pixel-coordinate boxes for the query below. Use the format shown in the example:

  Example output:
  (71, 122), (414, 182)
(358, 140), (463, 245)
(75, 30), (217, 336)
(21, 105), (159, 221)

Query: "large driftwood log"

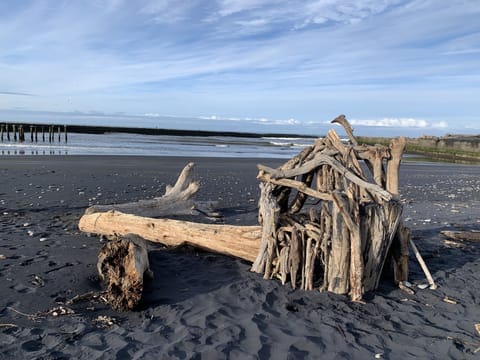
(97, 234), (153, 311)
(80, 211), (261, 262)
(85, 162), (201, 217)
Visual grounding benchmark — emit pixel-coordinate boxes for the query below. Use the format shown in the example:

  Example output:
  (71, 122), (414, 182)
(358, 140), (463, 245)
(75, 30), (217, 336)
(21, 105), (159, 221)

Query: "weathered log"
(327, 199), (350, 294)
(251, 182), (279, 275)
(258, 152), (393, 202)
(386, 137), (406, 196)
(361, 201), (403, 291)
(441, 230), (480, 242)
(257, 171), (332, 201)
(391, 223), (410, 283)
(384, 136), (411, 285)
(331, 114), (358, 146)
(80, 211), (262, 262)
(85, 162), (200, 217)
(97, 234), (153, 311)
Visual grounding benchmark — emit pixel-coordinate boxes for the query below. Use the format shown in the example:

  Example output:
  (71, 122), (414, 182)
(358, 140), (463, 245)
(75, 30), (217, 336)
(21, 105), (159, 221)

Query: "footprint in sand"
(21, 339), (43, 352)
(11, 283), (36, 294)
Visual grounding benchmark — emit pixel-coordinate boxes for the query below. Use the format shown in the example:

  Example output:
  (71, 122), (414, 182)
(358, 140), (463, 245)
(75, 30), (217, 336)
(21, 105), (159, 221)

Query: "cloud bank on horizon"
(0, 0), (479, 136)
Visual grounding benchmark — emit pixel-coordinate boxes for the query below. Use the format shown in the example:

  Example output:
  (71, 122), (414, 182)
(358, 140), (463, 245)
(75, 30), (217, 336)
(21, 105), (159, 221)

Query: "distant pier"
(0, 124), (68, 143)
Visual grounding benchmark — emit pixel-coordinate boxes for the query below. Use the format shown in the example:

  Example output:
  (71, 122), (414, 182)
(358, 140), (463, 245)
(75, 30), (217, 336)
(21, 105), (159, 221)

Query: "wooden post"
(42, 127), (45, 142)
(49, 126), (53, 143)
(13, 124), (17, 141)
(58, 126), (61, 142)
(386, 137), (406, 196)
(30, 125), (34, 142)
(6, 124), (10, 141)
(0, 124), (3, 141)
(35, 127), (38, 142)
(64, 125), (68, 143)
(386, 136), (410, 284)
(327, 195), (351, 294)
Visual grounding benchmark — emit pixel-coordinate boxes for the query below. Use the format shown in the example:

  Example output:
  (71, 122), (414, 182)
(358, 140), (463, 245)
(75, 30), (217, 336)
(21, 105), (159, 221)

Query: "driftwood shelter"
(79, 115), (420, 310)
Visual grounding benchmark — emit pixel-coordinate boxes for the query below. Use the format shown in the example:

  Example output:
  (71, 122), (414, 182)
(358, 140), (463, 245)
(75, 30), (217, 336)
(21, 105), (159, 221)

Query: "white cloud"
(348, 118), (450, 129)
(140, 0), (194, 23)
(432, 121), (448, 128)
(215, 0), (272, 17)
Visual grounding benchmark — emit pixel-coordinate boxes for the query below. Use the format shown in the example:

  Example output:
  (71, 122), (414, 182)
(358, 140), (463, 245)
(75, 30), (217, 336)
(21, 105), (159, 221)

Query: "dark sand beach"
(0, 156), (479, 359)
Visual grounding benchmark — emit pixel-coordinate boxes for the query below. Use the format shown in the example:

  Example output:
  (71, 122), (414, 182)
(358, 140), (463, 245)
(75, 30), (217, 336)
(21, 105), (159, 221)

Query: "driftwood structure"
(80, 115), (415, 309)
(250, 115), (408, 300)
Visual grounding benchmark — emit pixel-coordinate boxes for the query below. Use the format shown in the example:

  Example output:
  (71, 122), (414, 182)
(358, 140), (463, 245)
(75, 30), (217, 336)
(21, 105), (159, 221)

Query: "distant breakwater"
(358, 135), (480, 164)
(0, 122), (317, 140)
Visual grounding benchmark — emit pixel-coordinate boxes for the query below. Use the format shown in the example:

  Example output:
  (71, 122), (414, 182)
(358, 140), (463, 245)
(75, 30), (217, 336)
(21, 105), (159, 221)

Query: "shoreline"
(2, 122), (478, 163)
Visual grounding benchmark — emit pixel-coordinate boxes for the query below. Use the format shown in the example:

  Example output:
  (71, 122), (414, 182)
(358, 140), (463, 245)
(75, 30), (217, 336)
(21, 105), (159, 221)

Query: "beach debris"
(31, 275), (45, 287)
(441, 230), (480, 242)
(27, 230), (34, 236)
(417, 284), (429, 290)
(65, 291), (108, 306)
(0, 254), (5, 260)
(447, 336), (480, 353)
(94, 315), (118, 328)
(443, 239), (466, 248)
(48, 306), (75, 317)
(398, 281), (415, 295)
(443, 296), (458, 305)
(0, 323), (18, 328)
(39, 237), (48, 242)
(475, 323), (480, 337)
(79, 115), (418, 305)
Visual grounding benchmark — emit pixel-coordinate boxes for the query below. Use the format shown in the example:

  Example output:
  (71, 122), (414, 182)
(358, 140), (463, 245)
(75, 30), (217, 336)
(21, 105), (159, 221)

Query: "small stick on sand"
(6, 307), (44, 321)
(409, 239), (437, 290)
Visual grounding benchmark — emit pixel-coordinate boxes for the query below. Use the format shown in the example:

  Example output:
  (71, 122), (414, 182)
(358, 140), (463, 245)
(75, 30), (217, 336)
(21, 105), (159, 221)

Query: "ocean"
(0, 131), (319, 159)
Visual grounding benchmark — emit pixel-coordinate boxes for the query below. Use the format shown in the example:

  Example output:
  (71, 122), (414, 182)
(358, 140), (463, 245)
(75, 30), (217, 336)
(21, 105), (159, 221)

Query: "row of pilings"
(0, 124), (67, 143)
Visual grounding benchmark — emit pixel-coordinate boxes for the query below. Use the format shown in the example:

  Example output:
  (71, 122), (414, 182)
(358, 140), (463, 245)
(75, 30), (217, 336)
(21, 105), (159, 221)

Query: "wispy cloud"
(0, 91), (35, 96)
(348, 118), (448, 129)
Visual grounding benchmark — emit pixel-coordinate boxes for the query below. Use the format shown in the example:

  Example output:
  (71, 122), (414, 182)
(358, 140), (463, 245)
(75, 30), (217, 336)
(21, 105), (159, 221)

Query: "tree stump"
(97, 234), (153, 311)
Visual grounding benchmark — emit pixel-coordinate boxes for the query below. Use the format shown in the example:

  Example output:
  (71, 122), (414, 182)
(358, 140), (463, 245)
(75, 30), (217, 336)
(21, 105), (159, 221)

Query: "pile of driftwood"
(79, 115), (421, 310)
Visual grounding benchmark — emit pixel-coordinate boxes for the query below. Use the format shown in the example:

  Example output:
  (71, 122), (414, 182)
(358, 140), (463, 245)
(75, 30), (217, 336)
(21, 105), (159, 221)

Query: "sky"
(1, 0), (479, 137)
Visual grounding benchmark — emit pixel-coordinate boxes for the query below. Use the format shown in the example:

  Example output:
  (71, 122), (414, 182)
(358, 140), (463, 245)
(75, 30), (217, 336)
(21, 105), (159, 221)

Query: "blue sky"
(1, 0), (479, 136)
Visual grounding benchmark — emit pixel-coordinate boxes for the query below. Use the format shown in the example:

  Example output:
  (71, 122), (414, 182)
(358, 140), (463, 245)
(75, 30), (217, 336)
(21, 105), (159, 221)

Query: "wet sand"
(0, 156), (479, 359)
